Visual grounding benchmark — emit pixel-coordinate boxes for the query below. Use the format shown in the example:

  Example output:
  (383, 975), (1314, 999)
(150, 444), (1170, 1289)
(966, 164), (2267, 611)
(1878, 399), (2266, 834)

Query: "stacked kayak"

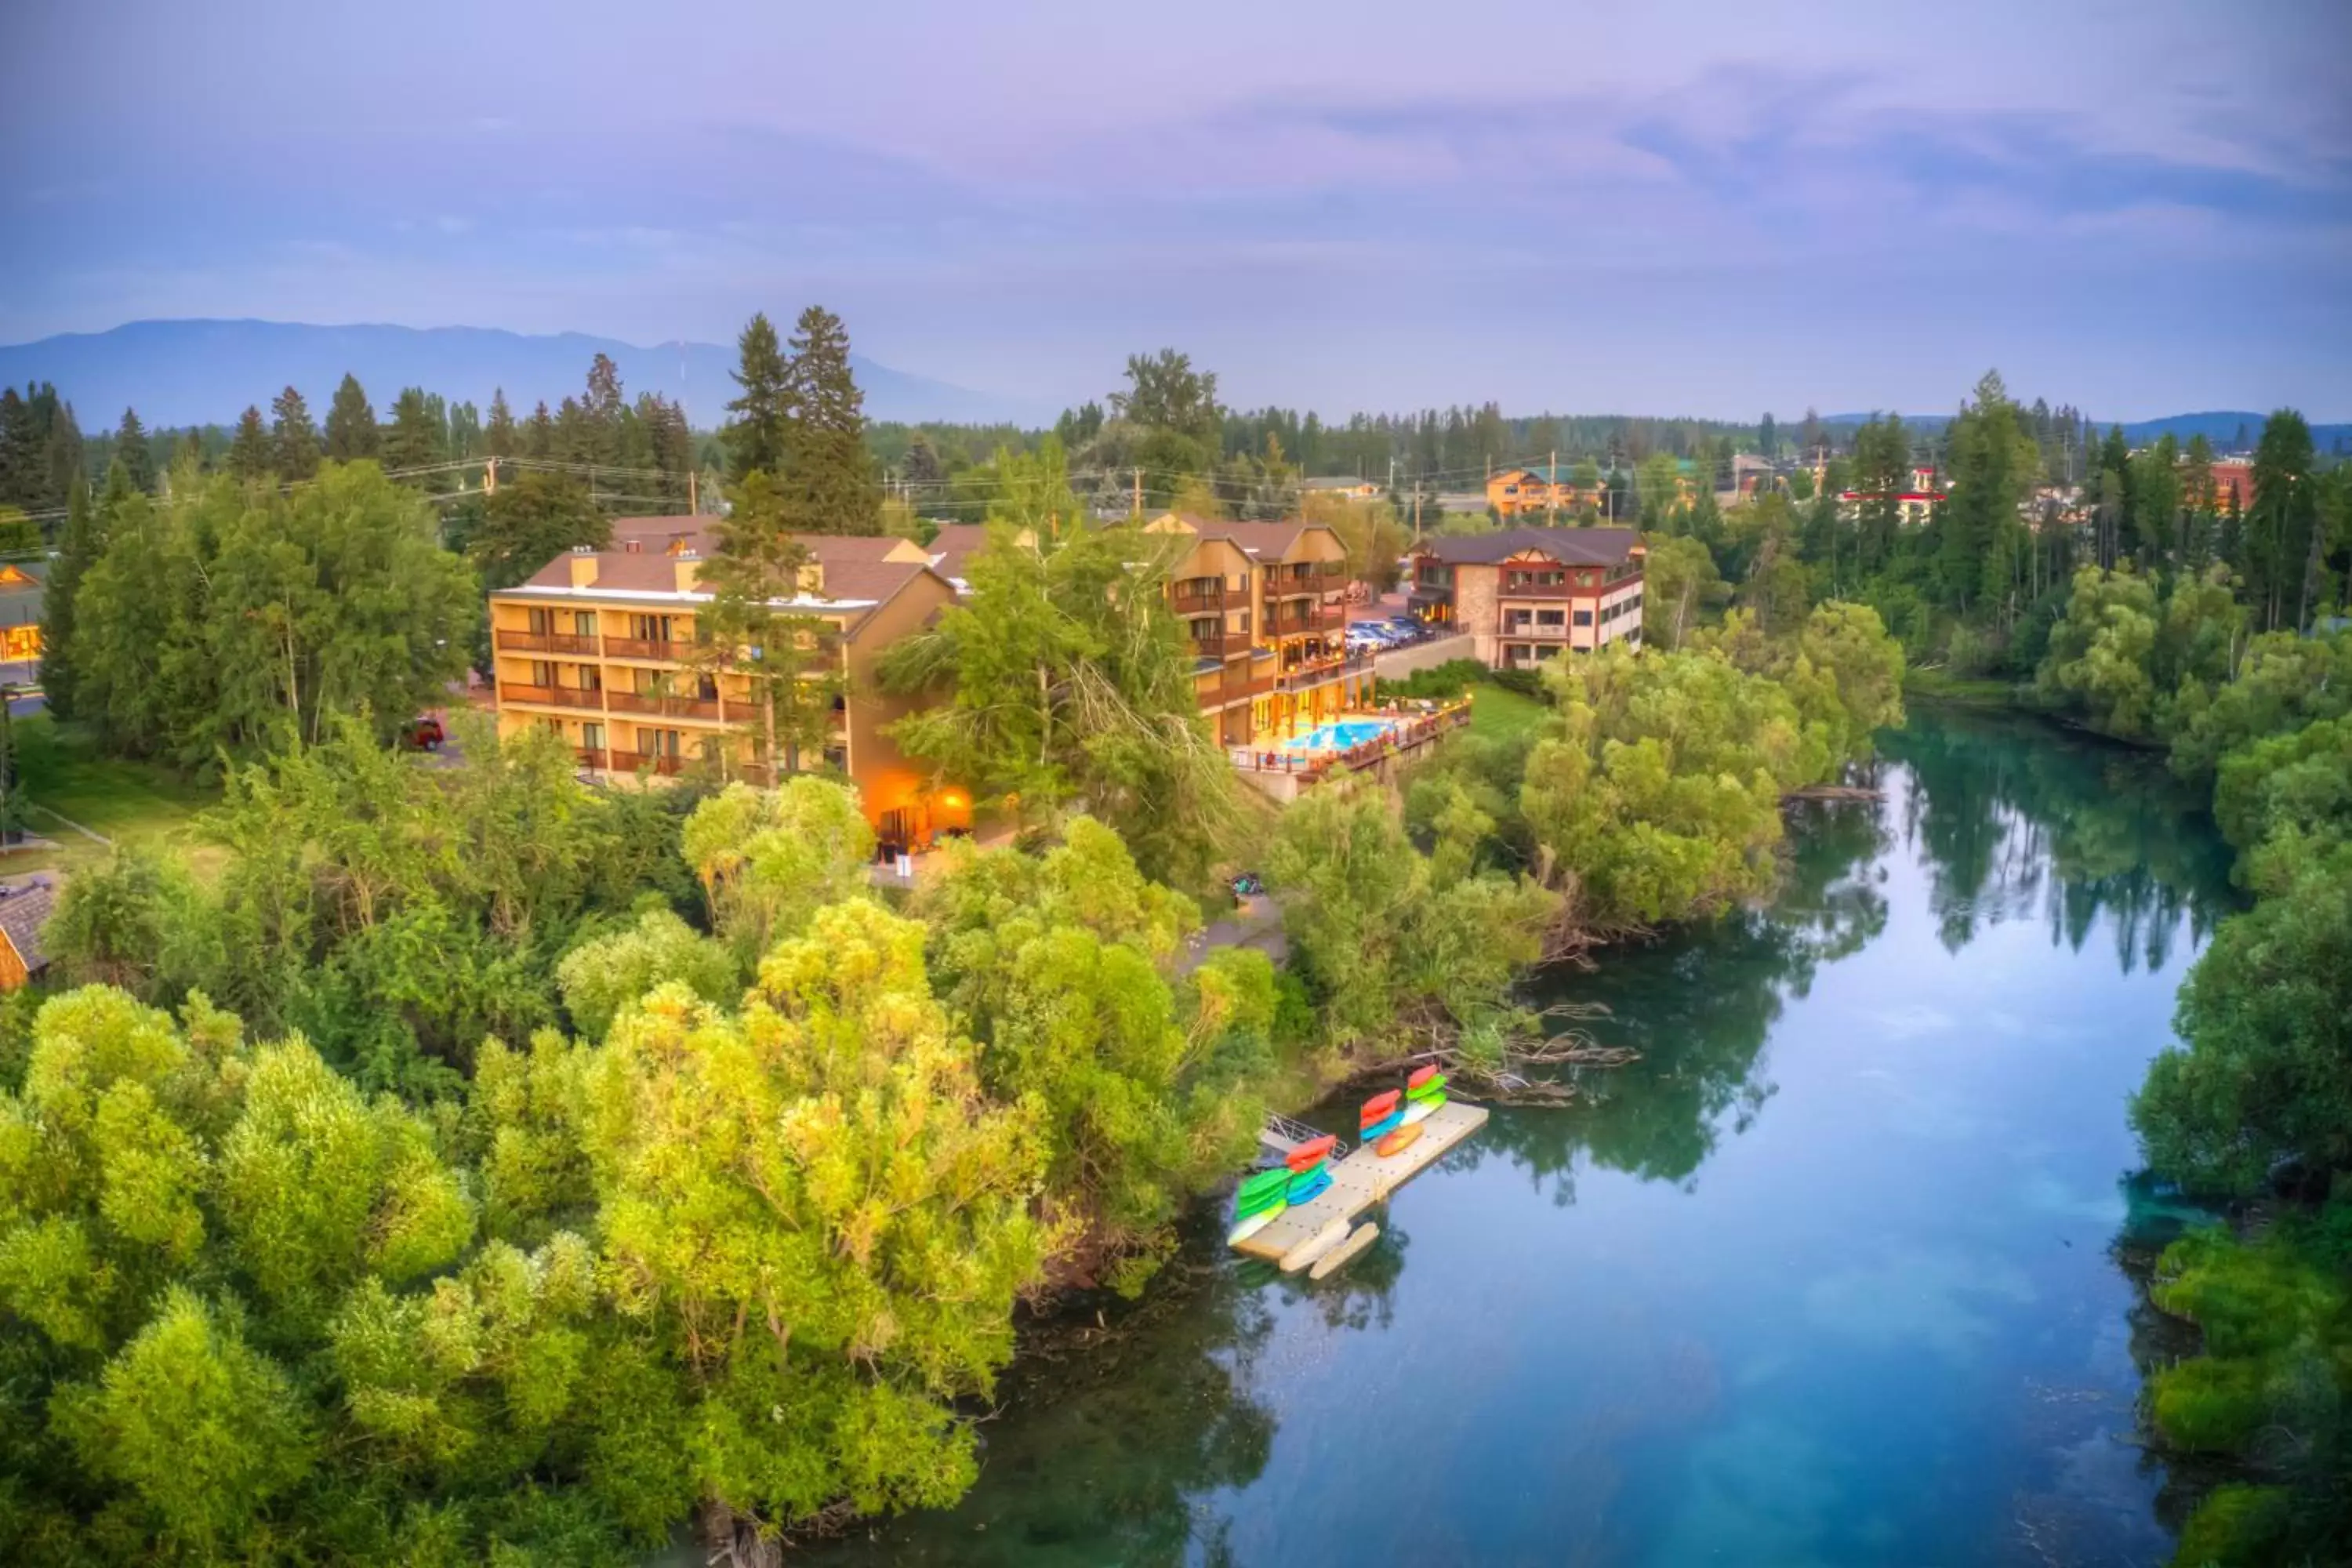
(1404, 1064), (1448, 1118)
(1359, 1088), (1403, 1143)
(1286, 1133), (1334, 1207)
(1226, 1167), (1292, 1245)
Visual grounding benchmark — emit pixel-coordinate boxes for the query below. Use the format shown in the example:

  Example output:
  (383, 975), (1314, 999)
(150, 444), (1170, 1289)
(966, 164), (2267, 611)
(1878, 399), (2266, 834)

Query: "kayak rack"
(1231, 1100), (1490, 1261)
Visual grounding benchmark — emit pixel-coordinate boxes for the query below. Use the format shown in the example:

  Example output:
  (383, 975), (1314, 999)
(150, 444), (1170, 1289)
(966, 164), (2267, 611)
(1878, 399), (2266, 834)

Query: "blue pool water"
(1283, 717), (1398, 753)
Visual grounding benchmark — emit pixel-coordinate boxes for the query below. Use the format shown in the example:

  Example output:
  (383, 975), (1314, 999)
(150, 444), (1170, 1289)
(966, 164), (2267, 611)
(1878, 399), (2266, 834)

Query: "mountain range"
(0, 320), (1047, 431)
(1819, 409), (2351, 452)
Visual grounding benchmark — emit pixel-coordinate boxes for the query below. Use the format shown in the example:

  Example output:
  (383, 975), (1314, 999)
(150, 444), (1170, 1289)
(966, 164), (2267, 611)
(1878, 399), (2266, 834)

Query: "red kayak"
(1407, 1064), (1442, 1091)
(1359, 1089), (1401, 1126)
(1285, 1134), (1337, 1172)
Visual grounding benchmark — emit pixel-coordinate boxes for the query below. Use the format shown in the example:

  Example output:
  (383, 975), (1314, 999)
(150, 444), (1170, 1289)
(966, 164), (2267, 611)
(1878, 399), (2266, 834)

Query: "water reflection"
(810, 708), (2226, 1566)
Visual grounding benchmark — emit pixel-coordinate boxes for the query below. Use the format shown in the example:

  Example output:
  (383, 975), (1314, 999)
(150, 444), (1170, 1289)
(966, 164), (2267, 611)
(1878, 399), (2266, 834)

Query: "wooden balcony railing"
(1498, 579), (1575, 599)
(607, 690), (724, 720)
(503, 683), (604, 710)
(606, 637), (693, 662)
(1223, 672), (1275, 701)
(1170, 585), (1225, 615)
(575, 747), (608, 770)
(497, 630), (601, 655)
(1501, 620), (1570, 641)
(1188, 633), (1228, 659)
(607, 750), (687, 777)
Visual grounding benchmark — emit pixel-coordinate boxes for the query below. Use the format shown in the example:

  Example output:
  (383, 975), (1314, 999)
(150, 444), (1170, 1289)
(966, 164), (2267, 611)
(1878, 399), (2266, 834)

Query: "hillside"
(0, 319), (1046, 430)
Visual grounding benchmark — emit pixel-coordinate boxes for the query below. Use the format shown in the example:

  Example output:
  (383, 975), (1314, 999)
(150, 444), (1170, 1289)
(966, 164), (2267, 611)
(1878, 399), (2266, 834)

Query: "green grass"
(1468, 683), (1547, 742)
(4, 714), (219, 876)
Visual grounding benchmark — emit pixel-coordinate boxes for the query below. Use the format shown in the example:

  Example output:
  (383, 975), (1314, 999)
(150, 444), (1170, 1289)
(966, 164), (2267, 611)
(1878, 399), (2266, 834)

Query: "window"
(1536, 609), (1565, 627)
(1573, 609), (1593, 626)
(530, 660), (554, 687)
(573, 610), (597, 638)
(643, 728), (682, 757)
(582, 721), (605, 751)
(572, 665), (601, 691)
(527, 606), (555, 634)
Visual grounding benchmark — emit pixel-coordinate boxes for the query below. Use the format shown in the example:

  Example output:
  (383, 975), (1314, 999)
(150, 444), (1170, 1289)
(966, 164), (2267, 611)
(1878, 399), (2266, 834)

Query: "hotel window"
(582, 721), (605, 752)
(1537, 609), (1564, 627)
(527, 606), (555, 635)
(573, 610), (597, 638)
(1573, 609), (1593, 626)
(530, 660), (554, 687)
(642, 728), (682, 757)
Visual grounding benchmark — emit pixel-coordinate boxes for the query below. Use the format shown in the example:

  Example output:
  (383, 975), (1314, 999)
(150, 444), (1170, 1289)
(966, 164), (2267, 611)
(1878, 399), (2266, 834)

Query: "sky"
(2, 0), (2348, 420)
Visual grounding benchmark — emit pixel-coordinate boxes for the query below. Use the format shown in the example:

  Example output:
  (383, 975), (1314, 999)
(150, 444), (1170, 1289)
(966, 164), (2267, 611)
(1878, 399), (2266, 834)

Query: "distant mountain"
(1817, 408), (2350, 454)
(0, 319), (1046, 431)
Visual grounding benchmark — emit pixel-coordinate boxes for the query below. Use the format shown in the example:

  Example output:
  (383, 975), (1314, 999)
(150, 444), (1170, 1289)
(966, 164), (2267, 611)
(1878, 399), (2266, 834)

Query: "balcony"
(1501, 620), (1570, 641)
(1272, 650), (1371, 693)
(606, 637), (692, 662)
(1497, 579), (1576, 600)
(606, 750), (687, 777)
(1170, 584), (1225, 615)
(605, 689), (724, 721)
(502, 682), (604, 710)
(574, 747), (608, 770)
(1223, 671), (1275, 701)
(498, 629), (601, 655)
(1269, 603), (1338, 636)
(1188, 632), (1229, 659)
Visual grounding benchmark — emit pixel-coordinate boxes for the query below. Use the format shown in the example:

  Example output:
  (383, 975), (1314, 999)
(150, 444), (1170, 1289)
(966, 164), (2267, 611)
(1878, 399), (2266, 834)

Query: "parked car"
(401, 715), (445, 750)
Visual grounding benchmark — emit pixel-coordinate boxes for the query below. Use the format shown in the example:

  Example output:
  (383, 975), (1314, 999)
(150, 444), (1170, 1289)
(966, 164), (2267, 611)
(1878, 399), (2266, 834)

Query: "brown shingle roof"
(1416, 527), (1643, 567)
(924, 523), (994, 579)
(0, 877), (57, 975)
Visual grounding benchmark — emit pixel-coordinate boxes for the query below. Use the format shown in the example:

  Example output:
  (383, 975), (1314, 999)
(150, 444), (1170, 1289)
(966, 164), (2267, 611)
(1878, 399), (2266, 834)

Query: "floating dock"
(1230, 1100), (1489, 1261)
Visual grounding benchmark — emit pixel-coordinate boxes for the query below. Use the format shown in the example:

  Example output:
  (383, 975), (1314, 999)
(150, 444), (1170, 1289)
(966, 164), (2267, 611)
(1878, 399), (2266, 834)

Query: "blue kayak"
(1359, 1111), (1403, 1142)
(1287, 1167), (1333, 1206)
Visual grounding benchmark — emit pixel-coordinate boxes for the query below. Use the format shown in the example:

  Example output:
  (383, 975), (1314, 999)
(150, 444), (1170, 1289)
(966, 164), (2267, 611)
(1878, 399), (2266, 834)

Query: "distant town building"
(1301, 476), (1383, 499)
(1838, 466), (1947, 526)
(2207, 459), (2255, 512)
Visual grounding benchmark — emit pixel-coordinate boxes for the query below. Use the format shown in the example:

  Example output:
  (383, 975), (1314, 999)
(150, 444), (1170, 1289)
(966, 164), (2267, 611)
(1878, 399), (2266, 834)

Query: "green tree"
(467, 472), (608, 592)
(382, 386), (448, 477)
(322, 374), (380, 463)
(1110, 349), (1221, 449)
(1642, 532), (1729, 649)
(2243, 410), (2318, 631)
(484, 388), (517, 457)
(113, 408), (155, 493)
(38, 467), (114, 718)
(225, 405), (272, 481)
(269, 386), (321, 481)
(680, 777), (874, 961)
(721, 311), (789, 481)
(695, 471), (836, 774)
(779, 306), (880, 535)
(556, 907), (739, 1042)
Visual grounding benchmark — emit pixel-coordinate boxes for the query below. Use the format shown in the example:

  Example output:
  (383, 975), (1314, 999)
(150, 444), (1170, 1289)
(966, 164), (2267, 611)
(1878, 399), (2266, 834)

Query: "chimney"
(568, 546), (599, 588)
(796, 560), (824, 595)
(675, 550), (700, 593)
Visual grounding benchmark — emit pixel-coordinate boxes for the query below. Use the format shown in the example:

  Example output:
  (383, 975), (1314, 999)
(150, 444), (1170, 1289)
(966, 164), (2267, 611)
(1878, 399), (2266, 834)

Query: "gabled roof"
(0, 560), (45, 629)
(924, 523), (996, 581)
(1414, 526), (1643, 567)
(503, 545), (949, 633)
(0, 877), (57, 975)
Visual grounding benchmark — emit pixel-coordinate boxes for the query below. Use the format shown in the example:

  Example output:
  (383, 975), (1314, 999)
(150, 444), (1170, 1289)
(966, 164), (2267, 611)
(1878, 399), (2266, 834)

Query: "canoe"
(1308, 1221), (1379, 1280)
(1359, 1089), (1402, 1123)
(1278, 1214), (1352, 1273)
(1399, 1098), (1436, 1127)
(1227, 1203), (1284, 1247)
(1375, 1123), (1425, 1157)
(1287, 1167), (1332, 1206)
(1285, 1134), (1337, 1171)
(1407, 1063), (1443, 1091)
(1359, 1111), (1403, 1143)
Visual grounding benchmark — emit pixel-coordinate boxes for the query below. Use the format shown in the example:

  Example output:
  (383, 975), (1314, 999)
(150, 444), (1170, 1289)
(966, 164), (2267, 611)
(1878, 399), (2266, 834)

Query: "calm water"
(812, 708), (2238, 1568)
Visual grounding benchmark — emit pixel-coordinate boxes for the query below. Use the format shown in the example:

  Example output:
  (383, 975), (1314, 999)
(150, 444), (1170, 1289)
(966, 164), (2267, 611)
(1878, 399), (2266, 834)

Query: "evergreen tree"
(40, 464), (116, 719)
(0, 387), (39, 508)
(2238, 410), (2319, 632)
(172, 428), (206, 477)
(1758, 412), (1777, 460)
(521, 400), (554, 459)
(381, 387), (446, 477)
(778, 306), (880, 535)
(322, 373), (379, 462)
(722, 311), (790, 481)
(226, 407), (272, 480)
(41, 396), (85, 512)
(445, 399), (481, 459)
(484, 389), (517, 457)
(268, 387), (320, 480)
(114, 408), (156, 493)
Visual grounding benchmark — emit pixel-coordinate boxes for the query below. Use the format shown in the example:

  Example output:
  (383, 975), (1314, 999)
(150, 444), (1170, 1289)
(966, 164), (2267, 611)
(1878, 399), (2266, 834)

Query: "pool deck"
(1231, 1100), (1489, 1261)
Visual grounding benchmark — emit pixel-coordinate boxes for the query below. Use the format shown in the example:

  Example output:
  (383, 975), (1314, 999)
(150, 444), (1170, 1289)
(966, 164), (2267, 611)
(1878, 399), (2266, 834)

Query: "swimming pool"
(1281, 717), (1402, 754)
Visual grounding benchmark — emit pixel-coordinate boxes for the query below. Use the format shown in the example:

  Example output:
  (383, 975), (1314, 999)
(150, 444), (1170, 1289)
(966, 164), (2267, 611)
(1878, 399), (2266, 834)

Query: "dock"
(1230, 1100), (1489, 1261)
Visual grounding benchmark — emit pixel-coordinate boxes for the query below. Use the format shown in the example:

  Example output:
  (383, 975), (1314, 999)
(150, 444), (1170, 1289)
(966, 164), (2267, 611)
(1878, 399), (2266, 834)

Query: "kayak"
(1285, 1134), (1337, 1172)
(1279, 1215), (1352, 1272)
(1406, 1074), (1448, 1100)
(1236, 1185), (1287, 1220)
(1359, 1111), (1403, 1143)
(1238, 1167), (1291, 1204)
(1399, 1098), (1436, 1127)
(1227, 1203), (1285, 1246)
(1359, 1089), (1402, 1123)
(1375, 1123), (1424, 1157)
(1308, 1221), (1379, 1280)
(1407, 1063), (1443, 1091)
(1287, 1167), (1333, 1206)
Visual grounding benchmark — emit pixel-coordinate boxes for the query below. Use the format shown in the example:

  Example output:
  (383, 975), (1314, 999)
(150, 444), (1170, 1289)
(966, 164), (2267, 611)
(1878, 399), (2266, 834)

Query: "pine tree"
(484, 389), (517, 457)
(779, 305), (880, 535)
(522, 401), (554, 459)
(227, 407), (272, 479)
(723, 312), (790, 481)
(41, 397), (85, 512)
(382, 387), (446, 477)
(322, 374), (379, 462)
(0, 388), (39, 509)
(114, 408), (156, 493)
(41, 464), (118, 718)
(269, 387), (321, 479)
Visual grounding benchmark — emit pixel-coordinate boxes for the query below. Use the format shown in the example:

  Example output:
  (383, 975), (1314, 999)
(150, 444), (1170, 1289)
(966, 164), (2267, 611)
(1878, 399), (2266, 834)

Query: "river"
(809, 707), (2240, 1568)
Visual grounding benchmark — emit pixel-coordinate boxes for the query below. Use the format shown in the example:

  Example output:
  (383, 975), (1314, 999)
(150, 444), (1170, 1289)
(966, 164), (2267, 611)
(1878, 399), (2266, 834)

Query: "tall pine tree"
(484, 389), (517, 457)
(382, 387), (446, 477)
(779, 306), (880, 535)
(270, 386), (321, 479)
(227, 406), (272, 479)
(723, 312), (790, 481)
(114, 408), (156, 493)
(41, 463), (120, 718)
(323, 373), (380, 461)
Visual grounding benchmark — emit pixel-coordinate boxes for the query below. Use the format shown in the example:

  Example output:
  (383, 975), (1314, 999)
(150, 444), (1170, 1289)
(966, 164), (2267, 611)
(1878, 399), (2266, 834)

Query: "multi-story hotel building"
(487, 517), (965, 847)
(1408, 527), (1646, 670)
(1142, 514), (1374, 743)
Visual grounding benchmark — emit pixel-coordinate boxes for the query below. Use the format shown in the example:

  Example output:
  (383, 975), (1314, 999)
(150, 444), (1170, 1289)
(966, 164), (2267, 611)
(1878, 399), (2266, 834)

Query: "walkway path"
(1180, 891), (1288, 975)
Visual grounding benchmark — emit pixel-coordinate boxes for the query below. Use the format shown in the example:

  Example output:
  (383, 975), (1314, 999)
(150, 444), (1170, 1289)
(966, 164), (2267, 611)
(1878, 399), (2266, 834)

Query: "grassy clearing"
(1468, 682), (1548, 742)
(4, 713), (219, 877)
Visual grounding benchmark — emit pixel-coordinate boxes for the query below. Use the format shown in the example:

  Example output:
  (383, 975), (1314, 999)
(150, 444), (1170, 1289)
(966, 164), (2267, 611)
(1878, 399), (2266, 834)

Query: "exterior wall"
(841, 573), (959, 840)
(0, 933), (27, 992)
(1455, 563), (1502, 664)
(1486, 471), (1605, 517)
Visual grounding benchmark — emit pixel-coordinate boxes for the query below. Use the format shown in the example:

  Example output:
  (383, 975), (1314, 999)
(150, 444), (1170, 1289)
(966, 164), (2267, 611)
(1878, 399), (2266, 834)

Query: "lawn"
(4, 713), (220, 877)
(1468, 682), (1548, 742)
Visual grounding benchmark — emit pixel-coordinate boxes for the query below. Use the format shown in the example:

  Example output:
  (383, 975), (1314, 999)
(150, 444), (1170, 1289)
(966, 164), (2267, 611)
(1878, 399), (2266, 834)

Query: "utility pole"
(1548, 446), (1558, 528)
(688, 466), (699, 514)
(1132, 466), (1143, 519)
(483, 456), (499, 496)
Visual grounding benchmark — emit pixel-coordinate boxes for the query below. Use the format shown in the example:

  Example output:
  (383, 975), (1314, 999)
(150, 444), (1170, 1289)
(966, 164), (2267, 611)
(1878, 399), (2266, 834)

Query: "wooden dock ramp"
(1230, 1100), (1488, 1261)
